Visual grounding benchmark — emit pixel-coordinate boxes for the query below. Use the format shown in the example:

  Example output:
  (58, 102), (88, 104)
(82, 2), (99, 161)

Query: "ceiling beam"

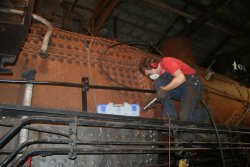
(156, 4), (189, 47)
(63, 1), (94, 13)
(201, 19), (250, 67)
(89, 0), (120, 35)
(200, 35), (230, 67)
(143, 0), (248, 39)
(181, 0), (249, 38)
(111, 16), (161, 34)
(181, 0), (212, 12)
(70, 0), (78, 11)
(178, 0), (226, 36)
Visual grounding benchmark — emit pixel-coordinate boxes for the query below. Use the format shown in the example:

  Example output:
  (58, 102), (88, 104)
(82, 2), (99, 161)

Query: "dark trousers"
(154, 72), (206, 122)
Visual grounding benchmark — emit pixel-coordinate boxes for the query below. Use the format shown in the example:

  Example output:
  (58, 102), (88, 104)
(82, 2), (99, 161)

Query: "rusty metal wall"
(0, 24), (157, 117)
(1, 25), (250, 126)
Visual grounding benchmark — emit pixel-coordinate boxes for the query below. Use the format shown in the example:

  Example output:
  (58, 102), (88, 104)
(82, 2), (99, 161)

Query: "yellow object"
(179, 159), (189, 167)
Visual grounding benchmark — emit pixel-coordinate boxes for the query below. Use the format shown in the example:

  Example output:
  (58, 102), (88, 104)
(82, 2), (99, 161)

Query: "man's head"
(139, 57), (161, 80)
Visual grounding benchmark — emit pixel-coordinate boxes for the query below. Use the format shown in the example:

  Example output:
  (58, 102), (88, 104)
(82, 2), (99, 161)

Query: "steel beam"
(143, 0), (249, 38)
(178, 0), (226, 36)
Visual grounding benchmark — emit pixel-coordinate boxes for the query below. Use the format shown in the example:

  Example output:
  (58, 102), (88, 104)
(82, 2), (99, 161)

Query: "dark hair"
(139, 57), (158, 75)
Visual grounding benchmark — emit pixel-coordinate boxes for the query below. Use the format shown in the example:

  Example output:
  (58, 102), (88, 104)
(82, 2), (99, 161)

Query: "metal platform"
(0, 104), (249, 167)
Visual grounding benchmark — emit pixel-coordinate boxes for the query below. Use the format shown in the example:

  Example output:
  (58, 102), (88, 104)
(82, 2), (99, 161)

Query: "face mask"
(149, 74), (159, 80)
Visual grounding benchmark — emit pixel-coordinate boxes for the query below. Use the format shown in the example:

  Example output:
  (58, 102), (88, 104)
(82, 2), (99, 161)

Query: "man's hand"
(156, 88), (168, 99)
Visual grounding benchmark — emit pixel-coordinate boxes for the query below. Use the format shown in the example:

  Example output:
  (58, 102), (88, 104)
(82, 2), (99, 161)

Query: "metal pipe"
(1, 116), (250, 149)
(12, 147), (212, 167)
(0, 122), (70, 138)
(0, 79), (155, 93)
(18, 84), (33, 146)
(0, 8), (53, 58)
(18, 69), (36, 146)
(12, 146), (250, 167)
(0, 116), (170, 148)
(0, 139), (250, 167)
(1, 139), (69, 167)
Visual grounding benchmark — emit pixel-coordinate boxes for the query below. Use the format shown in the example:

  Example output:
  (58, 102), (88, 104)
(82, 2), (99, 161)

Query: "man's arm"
(161, 69), (186, 91)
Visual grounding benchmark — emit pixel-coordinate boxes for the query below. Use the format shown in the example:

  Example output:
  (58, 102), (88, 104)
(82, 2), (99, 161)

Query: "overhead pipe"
(0, 8), (53, 58)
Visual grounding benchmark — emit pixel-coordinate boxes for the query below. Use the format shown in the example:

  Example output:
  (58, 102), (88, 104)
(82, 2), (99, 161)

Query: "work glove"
(156, 88), (168, 99)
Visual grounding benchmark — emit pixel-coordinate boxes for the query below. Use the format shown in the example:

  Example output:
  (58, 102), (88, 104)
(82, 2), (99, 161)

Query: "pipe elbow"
(39, 49), (49, 58)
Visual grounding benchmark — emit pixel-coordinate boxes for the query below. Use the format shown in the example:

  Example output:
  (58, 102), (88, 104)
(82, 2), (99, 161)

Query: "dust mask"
(149, 74), (159, 80)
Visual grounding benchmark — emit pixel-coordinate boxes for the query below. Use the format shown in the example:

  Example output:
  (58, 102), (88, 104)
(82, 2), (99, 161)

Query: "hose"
(201, 99), (226, 167)
(98, 41), (164, 88)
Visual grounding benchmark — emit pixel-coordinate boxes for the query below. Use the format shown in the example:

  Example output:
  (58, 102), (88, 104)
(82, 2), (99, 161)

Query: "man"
(139, 56), (206, 122)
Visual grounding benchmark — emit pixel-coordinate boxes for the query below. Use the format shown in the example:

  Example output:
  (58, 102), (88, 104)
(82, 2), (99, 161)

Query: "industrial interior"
(0, 0), (250, 166)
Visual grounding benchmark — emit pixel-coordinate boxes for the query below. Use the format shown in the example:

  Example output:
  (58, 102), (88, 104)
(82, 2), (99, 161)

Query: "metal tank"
(0, 18), (250, 166)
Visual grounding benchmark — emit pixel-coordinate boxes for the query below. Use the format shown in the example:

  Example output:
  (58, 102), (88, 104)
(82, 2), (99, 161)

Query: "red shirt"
(160, 57), (196, 75)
